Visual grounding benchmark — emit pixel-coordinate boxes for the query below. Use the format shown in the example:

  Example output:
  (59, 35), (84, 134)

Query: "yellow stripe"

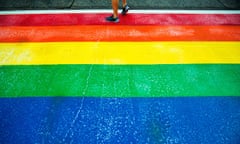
(0, 42), (239, 65)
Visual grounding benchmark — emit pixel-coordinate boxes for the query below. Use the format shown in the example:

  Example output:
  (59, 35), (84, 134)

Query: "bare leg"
(112, 0), (119, 18)
(122, 0), (127, 7)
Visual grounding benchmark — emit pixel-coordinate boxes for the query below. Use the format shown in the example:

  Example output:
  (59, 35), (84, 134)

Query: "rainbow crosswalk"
(0, 10), (240, 143)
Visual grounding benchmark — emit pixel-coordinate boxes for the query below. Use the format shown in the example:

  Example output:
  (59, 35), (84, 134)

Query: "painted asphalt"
(0, 7), (240, 144)
(0, 0), (240, 10)
(1, 97), (240, 143)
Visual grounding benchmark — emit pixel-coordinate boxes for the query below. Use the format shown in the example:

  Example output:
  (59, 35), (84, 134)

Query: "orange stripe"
(0, 26), (239, 42)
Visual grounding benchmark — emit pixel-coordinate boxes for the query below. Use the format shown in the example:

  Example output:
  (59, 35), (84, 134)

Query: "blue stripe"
(0, 97), (240, 144)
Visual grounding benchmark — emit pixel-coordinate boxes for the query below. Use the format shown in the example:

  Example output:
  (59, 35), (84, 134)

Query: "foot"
(121, 5), (130, 15)
(106, 15), (119, 23)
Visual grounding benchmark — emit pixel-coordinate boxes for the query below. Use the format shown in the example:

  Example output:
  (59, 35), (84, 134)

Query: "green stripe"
(1, 64), (240, 97)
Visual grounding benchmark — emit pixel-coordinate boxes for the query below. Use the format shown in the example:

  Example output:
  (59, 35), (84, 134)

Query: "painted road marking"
(0, 10), (240, 15)
(1, 65), (240, 97)
(0, 42), (239, 65)
(1, 13), (239, 26)
(0, 26), (239, 42)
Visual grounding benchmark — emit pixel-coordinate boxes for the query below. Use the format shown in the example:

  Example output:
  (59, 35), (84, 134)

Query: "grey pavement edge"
(0, 0), (240, 10)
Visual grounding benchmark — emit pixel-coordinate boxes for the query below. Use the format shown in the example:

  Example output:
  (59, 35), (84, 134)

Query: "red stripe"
(0, 13), (239, 26)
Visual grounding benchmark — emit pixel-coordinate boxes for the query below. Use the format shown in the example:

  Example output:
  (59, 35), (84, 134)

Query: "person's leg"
(122, 0), (127, 7)
(121, 0), (129, 15)
(112, 0), (119, 18)
(106, 0), (120, 22)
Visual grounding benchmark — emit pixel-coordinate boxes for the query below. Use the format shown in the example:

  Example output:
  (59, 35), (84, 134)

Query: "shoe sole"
(106, 19), (119, 23)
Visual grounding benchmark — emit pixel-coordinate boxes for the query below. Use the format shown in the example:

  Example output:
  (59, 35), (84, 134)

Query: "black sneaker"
(106, 15), (119, 23)
(121, 5), (130, 15)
